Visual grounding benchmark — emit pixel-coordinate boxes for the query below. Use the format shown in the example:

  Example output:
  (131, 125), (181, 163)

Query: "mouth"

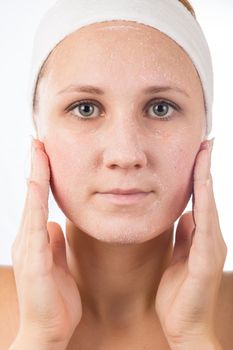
(96, 191), (152, 205)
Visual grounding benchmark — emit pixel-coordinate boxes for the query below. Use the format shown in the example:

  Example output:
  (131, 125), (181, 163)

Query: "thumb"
(170, 211), (195, 266)
(47, 221), (68, 271)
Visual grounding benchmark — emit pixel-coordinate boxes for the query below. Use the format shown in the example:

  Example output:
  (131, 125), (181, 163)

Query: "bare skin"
(0, 267), (233, 349)
(1, 21), (233, 350)
(35, 20), (206, 328)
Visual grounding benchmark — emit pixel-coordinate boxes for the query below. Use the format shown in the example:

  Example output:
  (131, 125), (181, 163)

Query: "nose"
(102, 120), (148, 170)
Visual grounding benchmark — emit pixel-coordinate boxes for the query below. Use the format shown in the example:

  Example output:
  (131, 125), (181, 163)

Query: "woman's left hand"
(155, 138), (227, 349)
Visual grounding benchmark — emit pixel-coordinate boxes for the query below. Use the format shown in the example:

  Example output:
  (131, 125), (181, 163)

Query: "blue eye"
(67, 99), (178, 121)
(148, 100), (177, 121)
(69, 101), (100, 120)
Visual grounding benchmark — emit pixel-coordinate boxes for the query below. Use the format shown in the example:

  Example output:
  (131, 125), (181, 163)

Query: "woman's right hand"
(11, 138), (82, 349)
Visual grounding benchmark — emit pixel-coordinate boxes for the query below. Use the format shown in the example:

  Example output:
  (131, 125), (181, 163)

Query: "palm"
(155, 212), (214, 342)
(45, 260), (82, 341)
(155, 254), (194, 341)
(28, 221), (83, 344)
(49, 221), (83, 334)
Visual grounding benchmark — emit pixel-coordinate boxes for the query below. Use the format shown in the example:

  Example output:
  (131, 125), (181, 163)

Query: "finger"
(30, 139), (50, 209)
(17, 139), (49, 234)
(193, 140), (224, 244)
(12, 138), (52, 277)
(47, 222), (68, 271)
(23, 138), (50, 250)
(65, 218), (82, 246)
(170, 211), (195, 265)
(12, 180), (51, 274)
(191, 138), (227, 267)
(192, 138), (214, 237)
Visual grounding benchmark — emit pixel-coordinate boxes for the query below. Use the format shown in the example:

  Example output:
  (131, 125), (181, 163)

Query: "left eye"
(147, 101), (176, 119)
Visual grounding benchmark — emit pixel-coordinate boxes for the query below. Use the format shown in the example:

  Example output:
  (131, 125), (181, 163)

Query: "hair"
(32, 0), (196, 118)
(178, 0), (196, 18)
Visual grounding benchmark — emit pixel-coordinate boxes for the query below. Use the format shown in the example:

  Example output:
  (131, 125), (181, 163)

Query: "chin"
(63, 200), (184, 245)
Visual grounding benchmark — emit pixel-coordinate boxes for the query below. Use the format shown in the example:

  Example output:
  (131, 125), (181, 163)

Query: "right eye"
(68, 100), (101, 120)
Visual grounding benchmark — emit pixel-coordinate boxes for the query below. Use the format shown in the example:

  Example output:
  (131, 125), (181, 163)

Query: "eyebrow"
(56, 84), (190, 97)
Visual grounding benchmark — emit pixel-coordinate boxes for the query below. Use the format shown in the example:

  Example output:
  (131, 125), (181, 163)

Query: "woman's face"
(36, 20), (206, 244)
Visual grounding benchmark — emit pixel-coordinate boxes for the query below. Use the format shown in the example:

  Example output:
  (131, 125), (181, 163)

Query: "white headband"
(28, 0), (214, 136)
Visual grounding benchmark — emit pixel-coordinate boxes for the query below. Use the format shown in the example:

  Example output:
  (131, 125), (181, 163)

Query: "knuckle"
(194, 175), (212, 185)
(27, 179), (38, 189)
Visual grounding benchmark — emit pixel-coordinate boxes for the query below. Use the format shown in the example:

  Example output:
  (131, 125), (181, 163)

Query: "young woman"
(1, 0), (232, 349)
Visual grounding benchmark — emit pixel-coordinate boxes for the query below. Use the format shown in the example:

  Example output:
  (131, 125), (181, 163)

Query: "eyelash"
(66, 98), (180, 122)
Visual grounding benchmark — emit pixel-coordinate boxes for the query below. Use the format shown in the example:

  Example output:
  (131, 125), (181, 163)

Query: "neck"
(65, 219), (174, 328)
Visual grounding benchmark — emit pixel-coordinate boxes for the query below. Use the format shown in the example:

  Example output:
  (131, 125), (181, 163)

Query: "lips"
(96, 188), (153, 205)
(100, 188), (151, 195)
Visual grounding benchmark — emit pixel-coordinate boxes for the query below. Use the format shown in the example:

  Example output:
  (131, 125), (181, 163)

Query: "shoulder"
(214, 271), (233, 350)
(0, 265), (19, 349)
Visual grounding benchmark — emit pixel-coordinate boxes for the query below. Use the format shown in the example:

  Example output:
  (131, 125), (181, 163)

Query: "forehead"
(42, 20), (200, 94)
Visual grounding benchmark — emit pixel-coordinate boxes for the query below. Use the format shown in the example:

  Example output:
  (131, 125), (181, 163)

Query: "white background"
(0, 1), (232, 270)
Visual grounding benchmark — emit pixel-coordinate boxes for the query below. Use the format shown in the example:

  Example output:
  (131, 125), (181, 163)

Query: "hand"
(11, 138), (82, 349)
(155, 138), (227, 348)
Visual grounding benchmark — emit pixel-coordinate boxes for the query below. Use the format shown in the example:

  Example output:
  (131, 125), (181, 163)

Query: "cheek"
(166, 143), (194, 175)
(160, 142), (196, 216)
(44, 134), (93, 211)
